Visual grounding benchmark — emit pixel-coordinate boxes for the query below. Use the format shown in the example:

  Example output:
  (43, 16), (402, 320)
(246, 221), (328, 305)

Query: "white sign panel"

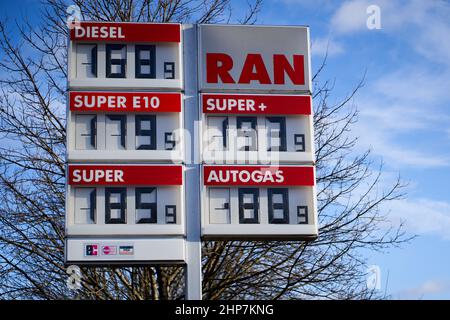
(201, 93), (314, 164)
(201, 165), (318, 240)
(66, 22), (187, 266)
(198, 24), (311, 92)
(68, 22), (182, 90)
(66, 238), (186, 264)
(67, 92), (183, 163)
(66, 164), (184, 237)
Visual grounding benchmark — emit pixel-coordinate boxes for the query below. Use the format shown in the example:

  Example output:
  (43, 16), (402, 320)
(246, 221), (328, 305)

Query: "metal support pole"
(183, 24), (202, 300)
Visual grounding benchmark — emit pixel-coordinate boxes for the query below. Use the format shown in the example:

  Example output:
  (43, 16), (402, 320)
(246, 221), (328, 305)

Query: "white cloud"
(373, 69), (450, 105)
(352, 65), (450, 169)
(330, 0), (373, 33)
(311, 37), (345, 57)
(330, 0), (424, 34)
(353, 119), (450, 168)
(336, 168), (450, 240)
(396, 279), (450, 299)
(353, 104), (450, 169)
(331, 2), (450, 169)
(386, 198), (450, 240)
(357, 135), (450, 168)
(330, 0), (450, 66)
(413, 18), (450, 67)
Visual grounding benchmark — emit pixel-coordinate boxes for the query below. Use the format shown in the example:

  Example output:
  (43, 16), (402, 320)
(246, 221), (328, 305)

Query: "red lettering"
(206, 53), (306, 86)
(206, 53), (235, 84)
(273, 54), (305, 85)
(238, 54), (271, 84)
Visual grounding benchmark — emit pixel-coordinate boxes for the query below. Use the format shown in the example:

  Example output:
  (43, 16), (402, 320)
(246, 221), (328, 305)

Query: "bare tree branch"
(0, 0), (410, 300)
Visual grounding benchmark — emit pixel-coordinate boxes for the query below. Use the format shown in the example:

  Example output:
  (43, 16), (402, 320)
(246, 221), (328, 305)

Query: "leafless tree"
(0, 0), (408, 300)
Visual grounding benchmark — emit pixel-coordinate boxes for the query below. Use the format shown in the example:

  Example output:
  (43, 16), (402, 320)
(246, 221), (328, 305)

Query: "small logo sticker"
(119, 245), (134, 255)
(85, 244), (99, 256)
(101, 245), (117, 256)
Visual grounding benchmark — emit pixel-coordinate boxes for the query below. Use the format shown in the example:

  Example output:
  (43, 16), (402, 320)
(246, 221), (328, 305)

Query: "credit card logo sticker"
(85, 244), (99, 256)
(119, 246), (134, 255)
(101, 245), (117, 255)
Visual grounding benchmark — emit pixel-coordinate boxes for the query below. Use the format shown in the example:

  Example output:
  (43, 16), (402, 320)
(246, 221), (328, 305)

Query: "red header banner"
(68, 165), (183, 186)
(69, 92), (181, 113)
(203, 165), (315, 186)
(70, 22), (181, 43)
(202, 93), (311, 115)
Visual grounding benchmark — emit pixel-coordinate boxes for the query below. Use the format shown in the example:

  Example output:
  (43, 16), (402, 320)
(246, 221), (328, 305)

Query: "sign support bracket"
(183, 24), (202, 300)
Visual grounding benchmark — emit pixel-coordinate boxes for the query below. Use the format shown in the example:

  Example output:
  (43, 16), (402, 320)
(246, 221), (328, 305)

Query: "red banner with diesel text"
(70, 22), (180, 43)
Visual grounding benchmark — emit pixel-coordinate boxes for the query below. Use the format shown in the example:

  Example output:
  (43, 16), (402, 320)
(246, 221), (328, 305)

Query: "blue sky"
(258, 0), (450, 299)
(1, 0), (449, 299)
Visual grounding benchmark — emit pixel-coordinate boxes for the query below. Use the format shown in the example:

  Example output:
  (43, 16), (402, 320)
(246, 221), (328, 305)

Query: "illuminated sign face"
(201, 165), (318, 240)
(201, 93), (314, 164)
(67, 91), (183, 163)
(69, 22), (182, 90)
(66, 165), (184, 237)
(199, 25), (311, 92)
